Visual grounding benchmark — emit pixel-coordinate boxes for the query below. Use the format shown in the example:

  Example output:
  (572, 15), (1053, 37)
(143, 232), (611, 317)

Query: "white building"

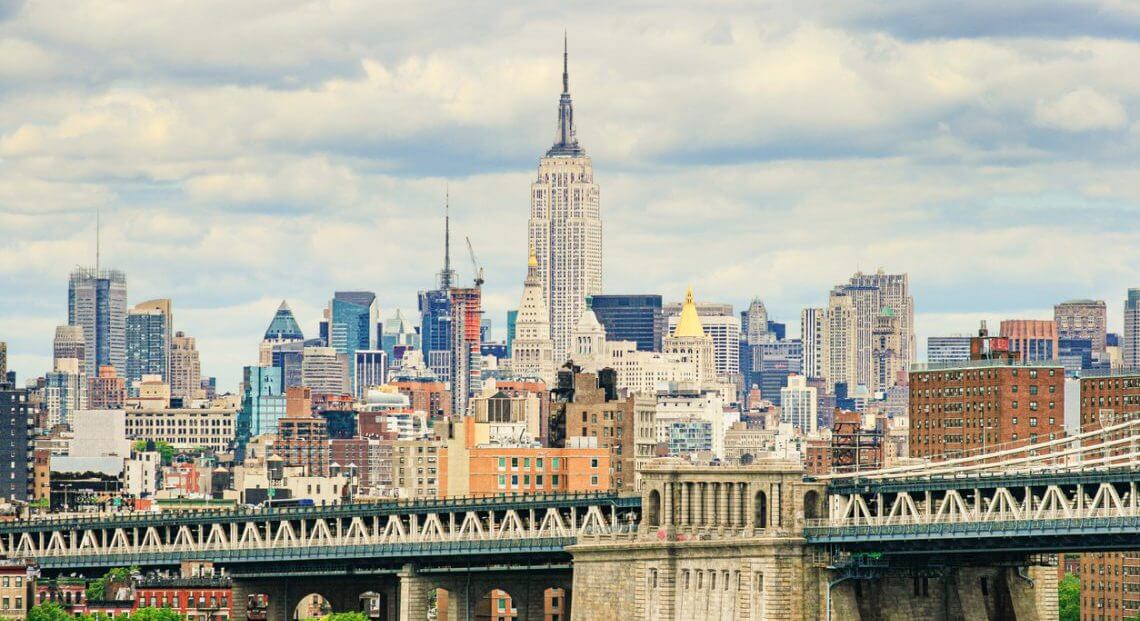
(780, 375), (818, 434)
(654, 389), (737, 460)
(301, 346), (349, 396)
(124, 407), (236, 452)
(800, 308), (826, 379)
(663, 289), (717, 387)
(44, 357), (86, 428)
(509, 248), (556, 384)
(354, 350), (388, 399)
(70, 409), (131, 458)
(666, 302), (740, 380)
(528, 39), (602, 362)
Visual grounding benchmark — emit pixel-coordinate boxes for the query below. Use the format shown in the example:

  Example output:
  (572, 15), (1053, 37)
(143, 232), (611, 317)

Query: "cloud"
(1034, 87), (1129, 132)
(3, 1), (1140, 389)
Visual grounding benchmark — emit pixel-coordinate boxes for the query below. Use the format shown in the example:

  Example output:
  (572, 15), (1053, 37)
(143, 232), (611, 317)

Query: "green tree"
(129, 607), (184, 621)
(1058, 573), (1079, 621)
(28, 603), (73, 621)
(322, 613), (369, 621)
(134, 440), (176, 465)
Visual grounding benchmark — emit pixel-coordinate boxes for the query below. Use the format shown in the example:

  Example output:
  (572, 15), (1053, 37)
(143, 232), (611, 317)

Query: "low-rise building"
(124, 407), (236, 453)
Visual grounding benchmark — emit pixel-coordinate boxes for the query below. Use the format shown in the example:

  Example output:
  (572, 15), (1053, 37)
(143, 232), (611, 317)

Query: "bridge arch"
(754, 490), (768, 529)
(292, 592), (332, 620)
(647, 489), (661, 526)
(804, 490), (822, 521)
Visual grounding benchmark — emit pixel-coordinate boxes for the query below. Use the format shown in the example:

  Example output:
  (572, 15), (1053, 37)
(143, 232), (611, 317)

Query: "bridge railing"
(807, 505), (1140, 531)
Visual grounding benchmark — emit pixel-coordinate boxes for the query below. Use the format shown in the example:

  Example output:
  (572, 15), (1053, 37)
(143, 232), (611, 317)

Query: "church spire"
(547, 32), (584, 157)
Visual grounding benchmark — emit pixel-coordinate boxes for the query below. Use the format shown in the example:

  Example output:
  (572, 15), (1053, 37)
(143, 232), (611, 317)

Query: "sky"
(4, 0), (1140, 391)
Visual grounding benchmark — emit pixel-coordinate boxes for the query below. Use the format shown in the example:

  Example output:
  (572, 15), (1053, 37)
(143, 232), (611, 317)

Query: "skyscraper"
(589, 295), (664, 352)
(1125, 289), (1140, 370)
(126, 299), (172, 395)
(528, 37), (602, 362)
(420, 200), (455, 381)
(1054, 299), (1107, 359)
(330, 291), (379, 392)
(260, 300), (305, 365)
(742, 299), (770, 346)
(67, 267), (127, 375)
(800, 308), (826, 380)
(52, 325), (86, 374)
(510, 248), (556, 384)
(449, 287), (482, 416)
(0, 379), (35, 502)
(665, 301), (740, 380)
(820, 270), (914, 392)
(169, 331), (202, 402)
(663, 289), (715, 386)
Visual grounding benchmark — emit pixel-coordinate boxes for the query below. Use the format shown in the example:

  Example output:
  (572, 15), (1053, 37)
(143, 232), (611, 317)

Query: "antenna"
(465, 236), (484, 287)
(96, 208), (101, 271)
(441, 185), (453, 290)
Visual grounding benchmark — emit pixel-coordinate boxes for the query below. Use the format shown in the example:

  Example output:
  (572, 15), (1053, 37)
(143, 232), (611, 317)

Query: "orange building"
(438, 416), (610, 498)
(88, 366), (126, 409)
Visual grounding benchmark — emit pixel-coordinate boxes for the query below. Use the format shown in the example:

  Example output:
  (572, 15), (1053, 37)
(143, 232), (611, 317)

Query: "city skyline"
(5, 3), (1140, 388)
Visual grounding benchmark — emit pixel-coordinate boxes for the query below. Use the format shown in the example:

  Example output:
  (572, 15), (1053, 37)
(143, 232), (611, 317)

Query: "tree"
(28, 603), (72, 621)
(134, 440), (176, 465)
(129, 608), (184, 621)
(323, 613), (369, 621)
(1058, 573), (1079, 621)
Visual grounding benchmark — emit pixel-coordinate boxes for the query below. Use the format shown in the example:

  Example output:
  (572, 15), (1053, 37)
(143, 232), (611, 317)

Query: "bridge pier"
(232, 575), (400, 620)
(396, 567), (573, 621)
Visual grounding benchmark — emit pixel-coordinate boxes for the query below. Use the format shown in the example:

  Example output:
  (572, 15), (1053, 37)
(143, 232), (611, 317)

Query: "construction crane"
(465, 236), (484, 287)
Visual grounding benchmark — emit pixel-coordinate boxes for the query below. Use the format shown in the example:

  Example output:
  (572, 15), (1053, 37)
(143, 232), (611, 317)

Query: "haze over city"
(5, 1), (1140, 388)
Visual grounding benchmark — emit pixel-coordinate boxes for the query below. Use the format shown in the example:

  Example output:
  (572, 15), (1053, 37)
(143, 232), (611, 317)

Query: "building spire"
(441, 185), (453, 290)
(562, 30), (569, 95)
(547, 32), (583, 157)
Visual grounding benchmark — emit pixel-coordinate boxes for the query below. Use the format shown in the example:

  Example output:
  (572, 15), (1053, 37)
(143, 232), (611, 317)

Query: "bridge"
(805, 417), (1140, 558)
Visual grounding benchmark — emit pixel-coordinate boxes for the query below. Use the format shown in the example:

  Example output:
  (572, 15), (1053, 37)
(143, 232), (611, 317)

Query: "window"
(591, 475), (599, 486)
(536, 458), (544, 469)
(1029, 418), (1038, 427)
(524, 458), (531, 469)
(552, 457), (560, 470)
(511, 457), (519, 469)
(1012, 401), (1018, 409)
(590, 458), (599, 468)
(498, 457), (506, 470)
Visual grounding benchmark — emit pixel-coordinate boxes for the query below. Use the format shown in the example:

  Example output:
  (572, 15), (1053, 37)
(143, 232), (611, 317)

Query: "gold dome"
(673, 287), (706, 338)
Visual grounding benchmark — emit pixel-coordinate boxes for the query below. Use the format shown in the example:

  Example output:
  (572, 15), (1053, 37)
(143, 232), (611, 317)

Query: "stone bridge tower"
(568, 460), (827, 620)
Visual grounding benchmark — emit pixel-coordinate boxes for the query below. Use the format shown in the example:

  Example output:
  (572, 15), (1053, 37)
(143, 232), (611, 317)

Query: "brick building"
(390, 378), (451, 418)
(909, 360), (1064, 461)
(547, 368), (656, 492)
(87, 365), (126, 409)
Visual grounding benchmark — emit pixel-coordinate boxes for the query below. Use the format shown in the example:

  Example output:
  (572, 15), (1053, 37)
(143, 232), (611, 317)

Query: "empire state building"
(528, 36), (602, 363)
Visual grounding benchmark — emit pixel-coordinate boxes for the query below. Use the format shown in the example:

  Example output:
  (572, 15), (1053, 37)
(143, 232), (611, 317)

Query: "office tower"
(999, 319), (1058, 363)
(589, 295), (664, 352)
(528, 37), (602, 361)
(665, 301), (740, 380)
(449, 287), (482, 416)
(260, 300), (305, 365)
(126, 299), (172, 395)
(780, 375), (818, 434)
(168, 331), (202, 402)
(871, 308), (904, 391)
(237, 365), (287, 460)
(767, 321), (787, 341)
(301, 346), (349, 396)
(67, 267), (127, 374)
(1053, 299), (1107, 361)
(506, 310), (519, 356)
(88, 365), (126, 409)
(354, 350), (388, 398)
(0, 379), (35, 502)
(420, 202), (455, 382)
(510, 248), (556, 384)
(329, 291), (379, 381)
(927, 336), (972, 365)
(662, 289), (716, 386)
(754, 340), (803, 405)
(742, 298), (770, 345)
(826, 291), (857, 392)
(44, 358), (85, 428)
(52, 325), (86, 374)
(1127, 290), (1140, 370)
(0, 342), (5, 378)
(269, 340), (307, 389)
(801, 308), (826, 379)
(847, 270), (916, 363)
(381, 309), (419, 362)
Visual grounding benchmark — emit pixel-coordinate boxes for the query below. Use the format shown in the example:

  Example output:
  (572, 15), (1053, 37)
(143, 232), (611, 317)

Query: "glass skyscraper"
(68, 267), (127, 374)
(589, 295), (664, 352)
(237, 365), (286, 460)
(125, 300), (171, 395)
(330, 291), (378, 392)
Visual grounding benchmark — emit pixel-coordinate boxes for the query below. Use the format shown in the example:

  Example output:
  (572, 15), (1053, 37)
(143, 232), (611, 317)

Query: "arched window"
(647, 490), (662, 526)
(804, 490), (821, 521)
(755, 491), (768, 529)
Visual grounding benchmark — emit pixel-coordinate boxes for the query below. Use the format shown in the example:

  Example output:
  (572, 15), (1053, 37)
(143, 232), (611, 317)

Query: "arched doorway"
(358, 590), (388, 621)
(754, 490), (768, 529)
(647, 489), (661, 526)
(475, 588), (516, 621)
(293, 593), (331, 620)
(804, 490), (821, 521)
